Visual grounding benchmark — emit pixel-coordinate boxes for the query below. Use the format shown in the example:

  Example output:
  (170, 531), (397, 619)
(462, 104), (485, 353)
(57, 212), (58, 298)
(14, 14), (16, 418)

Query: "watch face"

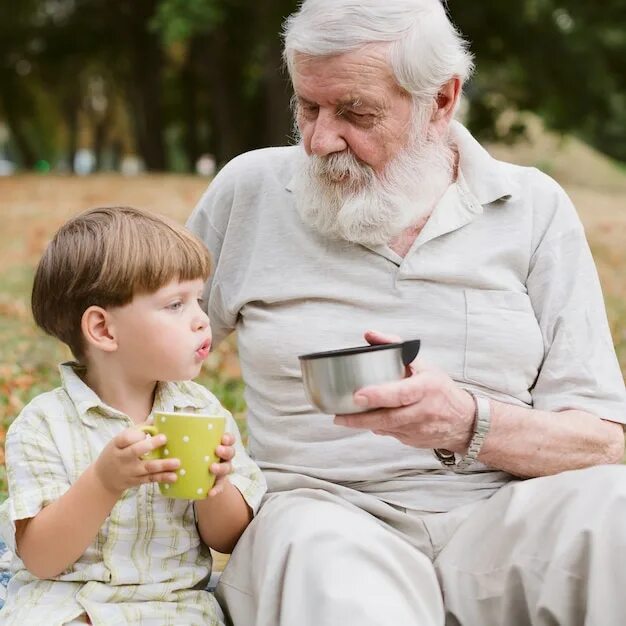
(434, 448), (456, 465)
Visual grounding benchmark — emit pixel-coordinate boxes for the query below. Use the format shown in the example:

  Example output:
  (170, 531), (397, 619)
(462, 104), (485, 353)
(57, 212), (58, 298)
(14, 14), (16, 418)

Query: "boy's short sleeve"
(216, 405), (267, 514)
(0, 408), (71, 553)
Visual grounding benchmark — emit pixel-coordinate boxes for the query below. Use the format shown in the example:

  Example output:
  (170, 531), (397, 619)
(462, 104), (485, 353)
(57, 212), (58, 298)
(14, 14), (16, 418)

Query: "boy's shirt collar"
(58, 362), (207, 427)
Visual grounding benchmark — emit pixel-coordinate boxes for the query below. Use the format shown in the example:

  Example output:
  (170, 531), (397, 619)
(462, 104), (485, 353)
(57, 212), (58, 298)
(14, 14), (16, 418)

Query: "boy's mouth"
(195, 339), (211, 360)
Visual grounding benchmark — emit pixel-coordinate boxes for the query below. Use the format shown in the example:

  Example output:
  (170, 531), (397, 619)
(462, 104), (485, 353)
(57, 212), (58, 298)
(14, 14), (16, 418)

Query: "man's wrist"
(457, 389), (478, 453)
(434, 390), (492, 470)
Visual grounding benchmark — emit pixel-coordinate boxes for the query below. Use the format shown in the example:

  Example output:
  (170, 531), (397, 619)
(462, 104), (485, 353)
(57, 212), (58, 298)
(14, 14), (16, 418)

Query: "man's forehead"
(292, 48), (402, 106)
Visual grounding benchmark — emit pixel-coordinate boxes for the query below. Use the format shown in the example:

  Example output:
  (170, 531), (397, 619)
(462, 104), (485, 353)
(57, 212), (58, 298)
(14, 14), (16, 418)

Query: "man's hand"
(334, 330), (476, 453)
(208, 432), (235, 497)
(94, 428), (181, 495)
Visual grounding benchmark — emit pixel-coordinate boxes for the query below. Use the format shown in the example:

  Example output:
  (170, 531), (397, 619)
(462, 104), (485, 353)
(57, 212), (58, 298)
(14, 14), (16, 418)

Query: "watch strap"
(434, 391), (491, 470)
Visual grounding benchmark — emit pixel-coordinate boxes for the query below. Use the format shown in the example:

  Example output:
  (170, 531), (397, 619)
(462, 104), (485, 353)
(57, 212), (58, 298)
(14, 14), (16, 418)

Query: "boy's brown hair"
(32, 206), (211, 361)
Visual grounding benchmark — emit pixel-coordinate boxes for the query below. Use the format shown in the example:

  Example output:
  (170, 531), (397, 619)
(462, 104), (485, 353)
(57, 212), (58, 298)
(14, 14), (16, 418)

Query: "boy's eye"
(167, 301), (183, 311)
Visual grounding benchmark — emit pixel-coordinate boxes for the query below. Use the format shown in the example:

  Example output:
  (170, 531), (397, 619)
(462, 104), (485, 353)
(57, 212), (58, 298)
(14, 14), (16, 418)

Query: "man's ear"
(432, 77), (461, 126)
(81, 306), (118, 353)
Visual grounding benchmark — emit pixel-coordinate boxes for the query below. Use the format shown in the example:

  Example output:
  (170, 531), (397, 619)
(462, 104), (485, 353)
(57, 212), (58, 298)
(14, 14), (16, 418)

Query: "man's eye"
(348, 111), (374, 119)
(299, 103), (319, 117)
(347, 111), (377, 126)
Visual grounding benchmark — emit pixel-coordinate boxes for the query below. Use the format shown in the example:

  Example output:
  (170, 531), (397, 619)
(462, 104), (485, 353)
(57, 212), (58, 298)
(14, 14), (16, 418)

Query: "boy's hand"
(94, 427), (181, 495)
(208, 433), (235, 497)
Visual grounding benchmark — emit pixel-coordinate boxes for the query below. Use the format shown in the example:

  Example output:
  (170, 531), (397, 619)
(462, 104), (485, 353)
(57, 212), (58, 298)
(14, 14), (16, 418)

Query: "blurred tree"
(153, 0), (296, 164)
(0, 0), (46, 168)
(450, 0), (626, 161)
(0, 0), (624, 169)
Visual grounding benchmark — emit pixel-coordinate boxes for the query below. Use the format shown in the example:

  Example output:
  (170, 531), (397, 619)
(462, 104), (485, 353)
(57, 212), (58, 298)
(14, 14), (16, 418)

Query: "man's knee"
(552, 465), (626, 519)
(253, 490), (390, 556)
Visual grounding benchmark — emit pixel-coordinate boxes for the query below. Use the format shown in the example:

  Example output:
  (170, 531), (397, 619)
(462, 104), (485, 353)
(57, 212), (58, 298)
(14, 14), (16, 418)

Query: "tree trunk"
(0, 80), (38, 169)
(203, 30), (249, 165)
(61, 92), (80, 173)
(181, 38), (200, 172)
(261, 32), (294, 147)
(118, 0), (167, 170)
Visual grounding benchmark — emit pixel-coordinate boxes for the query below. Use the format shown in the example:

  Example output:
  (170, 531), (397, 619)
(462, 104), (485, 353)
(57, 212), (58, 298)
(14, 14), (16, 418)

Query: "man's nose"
(309, 110), (348, 157)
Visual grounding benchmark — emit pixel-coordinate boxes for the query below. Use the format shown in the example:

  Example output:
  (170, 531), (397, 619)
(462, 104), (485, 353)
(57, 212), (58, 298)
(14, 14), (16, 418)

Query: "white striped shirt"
(0, 363), (266, 625)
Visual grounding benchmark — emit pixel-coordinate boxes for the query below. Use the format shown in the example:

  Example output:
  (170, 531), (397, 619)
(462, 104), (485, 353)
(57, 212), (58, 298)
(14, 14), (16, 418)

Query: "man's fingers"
(335, 404), (417, 431)
(353, 375), (425, 410)
(364, 329), (402, 346)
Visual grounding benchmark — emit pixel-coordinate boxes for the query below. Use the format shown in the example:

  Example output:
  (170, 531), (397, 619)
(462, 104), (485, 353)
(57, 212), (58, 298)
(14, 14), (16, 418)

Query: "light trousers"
(216, 465), (626, 626)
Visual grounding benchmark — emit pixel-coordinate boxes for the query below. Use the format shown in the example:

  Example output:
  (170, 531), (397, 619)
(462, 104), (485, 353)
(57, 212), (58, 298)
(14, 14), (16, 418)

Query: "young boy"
(0, 207), (266, 625)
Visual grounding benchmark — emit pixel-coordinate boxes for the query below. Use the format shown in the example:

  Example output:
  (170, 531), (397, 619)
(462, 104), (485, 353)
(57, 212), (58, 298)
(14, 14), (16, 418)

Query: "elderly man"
(187, 0), (626, 624)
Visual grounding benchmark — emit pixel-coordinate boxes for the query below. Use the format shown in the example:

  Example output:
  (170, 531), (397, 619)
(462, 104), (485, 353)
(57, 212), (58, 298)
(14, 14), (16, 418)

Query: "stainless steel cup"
(298, 340), (421, 415)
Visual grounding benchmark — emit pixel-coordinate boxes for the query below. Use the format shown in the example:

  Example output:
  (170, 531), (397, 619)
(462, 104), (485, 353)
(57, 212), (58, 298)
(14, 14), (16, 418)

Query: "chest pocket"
(463, 290), (544, 396)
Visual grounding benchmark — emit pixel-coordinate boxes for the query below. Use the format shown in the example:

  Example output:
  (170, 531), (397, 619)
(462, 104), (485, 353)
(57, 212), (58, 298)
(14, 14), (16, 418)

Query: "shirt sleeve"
(527, 185), (626, 422)
(0, 407), (71, 553)
(216, 404), (267, 514)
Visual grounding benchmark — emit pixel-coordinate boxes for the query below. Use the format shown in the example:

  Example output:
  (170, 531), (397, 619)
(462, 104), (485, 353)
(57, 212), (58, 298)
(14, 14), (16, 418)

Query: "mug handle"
(138, 424), (161, 460)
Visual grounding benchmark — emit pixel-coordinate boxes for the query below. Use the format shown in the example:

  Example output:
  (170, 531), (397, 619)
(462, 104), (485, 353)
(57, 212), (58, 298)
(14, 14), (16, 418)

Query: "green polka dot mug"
(139, 412), (226, 500)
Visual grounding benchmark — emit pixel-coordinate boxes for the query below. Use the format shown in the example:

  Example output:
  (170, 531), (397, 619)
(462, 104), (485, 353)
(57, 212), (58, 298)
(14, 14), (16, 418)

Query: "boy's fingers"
(211, 462), (232, 477)
(113, 428), (147, 449)
(215, 445), (235, 461)
(150, 472), (179, 484)
(209, 482), (225, 497)
(220, 433), (235, 446)
(129, 434), (167, 458)
(143, 458), (180, 474)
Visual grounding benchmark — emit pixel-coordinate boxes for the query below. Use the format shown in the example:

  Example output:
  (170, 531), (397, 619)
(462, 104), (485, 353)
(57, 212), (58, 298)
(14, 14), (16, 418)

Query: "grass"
(0, 139), (625, 497)
(0, 174), (246, 503)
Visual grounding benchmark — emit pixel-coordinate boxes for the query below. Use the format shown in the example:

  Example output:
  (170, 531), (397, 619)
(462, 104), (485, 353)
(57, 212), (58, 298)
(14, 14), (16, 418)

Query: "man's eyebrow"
(296, 95), (317, 106)
(337, 97), (363, 109)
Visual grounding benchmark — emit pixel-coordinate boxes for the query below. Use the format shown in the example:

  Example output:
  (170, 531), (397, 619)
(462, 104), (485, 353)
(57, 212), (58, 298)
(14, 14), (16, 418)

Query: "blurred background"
(0, 0), (625, 487)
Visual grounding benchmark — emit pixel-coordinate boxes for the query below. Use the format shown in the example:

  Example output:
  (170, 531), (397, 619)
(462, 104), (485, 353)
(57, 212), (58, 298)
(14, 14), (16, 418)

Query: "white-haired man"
(188, 1), (626, 624)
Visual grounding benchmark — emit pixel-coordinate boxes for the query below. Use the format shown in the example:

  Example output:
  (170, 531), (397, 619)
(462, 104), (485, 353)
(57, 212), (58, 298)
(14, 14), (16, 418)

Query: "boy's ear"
(81, 306), (118, 353)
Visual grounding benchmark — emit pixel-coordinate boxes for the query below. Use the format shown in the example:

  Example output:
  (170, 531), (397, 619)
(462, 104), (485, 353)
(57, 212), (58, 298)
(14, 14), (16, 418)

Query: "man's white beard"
(291, 120), (455, 247)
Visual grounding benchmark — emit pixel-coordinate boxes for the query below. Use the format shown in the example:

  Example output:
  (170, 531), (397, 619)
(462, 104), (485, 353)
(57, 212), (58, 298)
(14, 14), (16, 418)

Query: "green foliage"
(152, 0), (224, 43)
(451, 0), (626, 160)
(0, 0), (625, 167)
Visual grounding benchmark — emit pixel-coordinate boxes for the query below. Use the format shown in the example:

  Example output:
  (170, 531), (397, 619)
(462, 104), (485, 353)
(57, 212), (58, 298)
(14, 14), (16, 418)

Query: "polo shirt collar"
(449, 120), (515, 206)
(59, 362), (206, 428)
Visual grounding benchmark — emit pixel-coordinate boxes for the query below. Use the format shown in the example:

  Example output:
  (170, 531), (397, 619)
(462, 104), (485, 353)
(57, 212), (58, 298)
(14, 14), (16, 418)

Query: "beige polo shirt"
(187, 121), (626, 512)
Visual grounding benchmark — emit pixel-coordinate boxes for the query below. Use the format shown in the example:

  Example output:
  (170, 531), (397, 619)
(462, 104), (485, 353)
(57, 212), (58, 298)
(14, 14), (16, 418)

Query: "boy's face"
(106, 278), (212, 383)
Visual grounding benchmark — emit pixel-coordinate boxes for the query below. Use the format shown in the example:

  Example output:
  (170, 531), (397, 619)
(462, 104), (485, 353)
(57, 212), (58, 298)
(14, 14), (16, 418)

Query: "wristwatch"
(434, 390), (491, 470)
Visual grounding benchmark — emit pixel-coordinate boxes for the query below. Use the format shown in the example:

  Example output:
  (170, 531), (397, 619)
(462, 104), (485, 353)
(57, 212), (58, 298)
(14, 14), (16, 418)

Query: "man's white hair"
(283, 0), (474, 105)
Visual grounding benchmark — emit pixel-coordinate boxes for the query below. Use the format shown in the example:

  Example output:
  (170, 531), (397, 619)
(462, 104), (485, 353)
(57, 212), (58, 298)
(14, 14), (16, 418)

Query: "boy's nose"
(192, 308), (210, 332)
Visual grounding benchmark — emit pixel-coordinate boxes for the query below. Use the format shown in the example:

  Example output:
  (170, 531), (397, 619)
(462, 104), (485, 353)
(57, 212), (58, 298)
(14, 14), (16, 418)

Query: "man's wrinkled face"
(291, 47), (454, 246)
(293, 47), (413, 176)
